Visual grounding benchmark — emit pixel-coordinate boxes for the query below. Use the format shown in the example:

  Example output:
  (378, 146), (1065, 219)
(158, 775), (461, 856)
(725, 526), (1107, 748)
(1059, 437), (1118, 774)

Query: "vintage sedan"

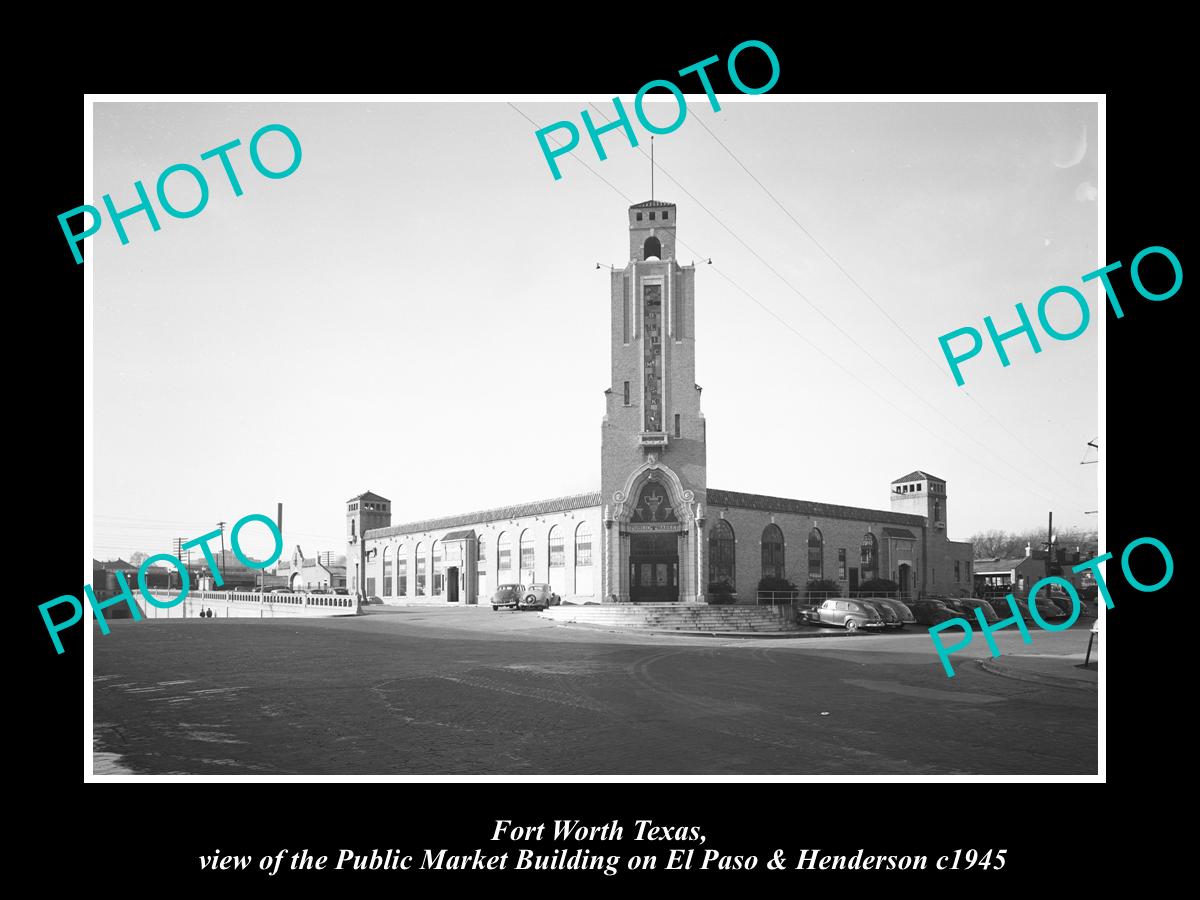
(858, 599), (903, 628)
(864, 597), (916, 625)
(945, 596), (999, 624)
(909, 599), (960, 626)
(809, 599), (885, 633)
(523, 583), (561, 609)
(492, 584), (525, 611)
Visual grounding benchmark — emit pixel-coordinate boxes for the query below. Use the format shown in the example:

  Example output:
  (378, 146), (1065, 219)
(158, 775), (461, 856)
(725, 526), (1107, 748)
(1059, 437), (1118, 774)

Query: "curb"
(547, 621), (868, 640)
(976, 657), (1096, 691)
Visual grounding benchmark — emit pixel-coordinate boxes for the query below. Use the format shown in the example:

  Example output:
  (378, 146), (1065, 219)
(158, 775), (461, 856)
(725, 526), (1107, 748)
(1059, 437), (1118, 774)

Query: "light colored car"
(522, 583), (560, 610)
(810, 599), (885, 632)
(863, 597), (915, 625)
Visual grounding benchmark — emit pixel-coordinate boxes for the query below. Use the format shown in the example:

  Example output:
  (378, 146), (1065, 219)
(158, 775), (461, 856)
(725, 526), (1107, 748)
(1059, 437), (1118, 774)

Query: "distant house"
(974, 556), (1046, 596)
(276, 546), (347, 591)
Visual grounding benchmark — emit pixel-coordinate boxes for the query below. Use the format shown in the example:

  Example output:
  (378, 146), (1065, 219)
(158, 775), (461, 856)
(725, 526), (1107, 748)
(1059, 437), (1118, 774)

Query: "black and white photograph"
(74, 91), (1109, 779)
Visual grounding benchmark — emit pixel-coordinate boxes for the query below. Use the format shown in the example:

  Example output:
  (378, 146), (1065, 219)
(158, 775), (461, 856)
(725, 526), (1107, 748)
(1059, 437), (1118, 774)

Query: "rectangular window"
(366, 577), (376, 597)
(838, 549), (847, 581)
(416, 557), (426, 595)
(649, 212), (656, 220)
(383, 575), (392, 596)
(636, 212), (643, 221)
(477, 539), (485, 562)
(955, 561), (961, 582)
(397, 575), (407, 596)
(662, 211), (668, 220)
(549, 534), (565, 567)
(498, 543), (512, 570)
(674, 413), (680, 437)
(520, 542), (535, 570)
(624, 381), (630, 405)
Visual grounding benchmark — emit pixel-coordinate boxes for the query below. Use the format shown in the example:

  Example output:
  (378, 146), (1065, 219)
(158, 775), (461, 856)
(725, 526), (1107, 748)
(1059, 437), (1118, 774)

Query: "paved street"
(93, 607), (1097, 775)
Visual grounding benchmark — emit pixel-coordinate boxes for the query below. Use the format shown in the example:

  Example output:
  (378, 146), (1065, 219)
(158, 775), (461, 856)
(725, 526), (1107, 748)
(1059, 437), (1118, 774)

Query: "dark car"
(909, 599), (961, 626)
(945, 597), (999, 624)
(492, 584), (525, 611)
(865, 597), (915, 625)
(1020, 594), (1069, 625)
(858, 599), (903, 628)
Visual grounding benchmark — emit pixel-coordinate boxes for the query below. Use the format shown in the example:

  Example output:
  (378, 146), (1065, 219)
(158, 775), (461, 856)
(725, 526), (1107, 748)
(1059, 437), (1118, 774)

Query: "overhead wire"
(690, 113), (1089, 486)
(577, 101), (1083, 508)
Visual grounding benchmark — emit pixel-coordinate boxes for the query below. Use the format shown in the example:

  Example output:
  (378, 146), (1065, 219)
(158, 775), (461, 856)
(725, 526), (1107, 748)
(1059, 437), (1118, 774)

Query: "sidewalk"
(977, 653), (1097, 691)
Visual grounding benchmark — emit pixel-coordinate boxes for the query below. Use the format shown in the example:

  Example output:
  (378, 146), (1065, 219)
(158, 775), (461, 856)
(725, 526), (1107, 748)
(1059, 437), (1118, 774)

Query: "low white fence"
(140, 589), (357, 619)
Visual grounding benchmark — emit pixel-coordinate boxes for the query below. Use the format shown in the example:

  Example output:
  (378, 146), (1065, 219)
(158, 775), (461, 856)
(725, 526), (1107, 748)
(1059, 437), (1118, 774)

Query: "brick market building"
(347, 200), (973, 606)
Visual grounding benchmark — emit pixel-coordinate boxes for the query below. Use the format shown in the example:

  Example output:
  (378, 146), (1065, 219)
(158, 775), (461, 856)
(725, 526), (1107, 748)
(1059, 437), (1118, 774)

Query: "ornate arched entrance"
(290, 571), (304, 591)
(606, 459), (698, 603)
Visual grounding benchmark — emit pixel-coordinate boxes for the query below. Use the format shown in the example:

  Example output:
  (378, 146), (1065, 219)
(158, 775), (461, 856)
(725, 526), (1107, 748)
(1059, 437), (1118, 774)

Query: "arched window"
(382, 546), (393, 597)
(762, 524), (785, 580)
(397, 544), (408, 596)
(709, 519), (735, 586)
(575, 522), (592, 566)
(520, 530), (535, 573)
(415, 541), (426, 595)
(432, 540), (444, 595)
(808, 528), (824, 581)
(860, 533), (878, 584)
(644, 236), (662, 260)
(497, 532), (512, 572)
(548, 525), (564, 568)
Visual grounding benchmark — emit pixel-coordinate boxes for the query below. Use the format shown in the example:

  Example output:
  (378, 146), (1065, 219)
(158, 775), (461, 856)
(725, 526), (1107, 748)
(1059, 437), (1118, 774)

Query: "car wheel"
(845, 619), (859, 633)
(492, 605), (497, 611)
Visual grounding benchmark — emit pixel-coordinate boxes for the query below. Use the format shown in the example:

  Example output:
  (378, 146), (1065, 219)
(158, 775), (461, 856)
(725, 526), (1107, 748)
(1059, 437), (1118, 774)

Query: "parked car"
(945, 596), (999, 624)
(809, 599), (885, 632)
(269, 588), (293, 594)
(1044, 585), (1081, 616)
(492, 584), (525, 611)
(858, 599), (903, 628)
(864, 597), (915, 625)
(523, 583), (560, 610)
(1020, 595), (1069, 624)
(909, 599), (960, 626)
(333, 588), (350, 596)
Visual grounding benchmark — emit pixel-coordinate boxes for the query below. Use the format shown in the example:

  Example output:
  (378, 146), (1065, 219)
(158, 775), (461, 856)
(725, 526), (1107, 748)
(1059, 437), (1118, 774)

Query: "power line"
(579, 102), (1083, 509)
(706, 265), (1078, 508)
(690, 113), (1087, 486)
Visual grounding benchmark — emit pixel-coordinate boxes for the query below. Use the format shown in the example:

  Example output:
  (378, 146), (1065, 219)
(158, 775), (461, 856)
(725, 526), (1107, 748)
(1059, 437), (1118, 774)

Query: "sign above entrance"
(622, 523), (683, 534)
(631, 481), (677, 523)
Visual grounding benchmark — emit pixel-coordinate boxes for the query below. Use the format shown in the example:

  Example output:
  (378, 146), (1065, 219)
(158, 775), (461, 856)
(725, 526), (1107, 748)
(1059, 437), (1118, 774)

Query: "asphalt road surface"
(93, 607), (1097, 775)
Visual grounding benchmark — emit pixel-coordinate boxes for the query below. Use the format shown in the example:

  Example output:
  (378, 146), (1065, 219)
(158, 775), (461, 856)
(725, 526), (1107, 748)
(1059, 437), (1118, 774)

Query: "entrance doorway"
(629, 531), (679, 602)
(849, 567), (859, 595)
(898, 564), (911, 600)
(447, 566), (459, 603)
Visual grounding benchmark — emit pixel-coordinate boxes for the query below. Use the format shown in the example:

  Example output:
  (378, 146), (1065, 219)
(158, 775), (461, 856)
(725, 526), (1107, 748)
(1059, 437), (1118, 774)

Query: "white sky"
(92, 99), (1098, 564)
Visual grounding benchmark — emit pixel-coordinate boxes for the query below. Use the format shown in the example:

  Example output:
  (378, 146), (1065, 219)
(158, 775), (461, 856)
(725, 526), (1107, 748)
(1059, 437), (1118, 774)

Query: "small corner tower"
(890, 471), (947, 531)
(346, 491), (391, 595)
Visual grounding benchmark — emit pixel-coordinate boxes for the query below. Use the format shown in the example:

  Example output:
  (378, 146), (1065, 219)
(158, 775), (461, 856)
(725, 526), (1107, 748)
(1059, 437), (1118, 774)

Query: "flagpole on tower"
(650, 136), (654, 201)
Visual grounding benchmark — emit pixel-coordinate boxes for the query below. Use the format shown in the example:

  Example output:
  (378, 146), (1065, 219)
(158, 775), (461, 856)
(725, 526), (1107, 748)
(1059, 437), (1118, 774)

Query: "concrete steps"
(539, 603), (796, 632)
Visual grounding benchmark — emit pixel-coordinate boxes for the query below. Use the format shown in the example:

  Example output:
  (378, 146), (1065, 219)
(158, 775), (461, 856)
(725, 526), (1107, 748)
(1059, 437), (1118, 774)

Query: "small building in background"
(276, 546), (347, 591)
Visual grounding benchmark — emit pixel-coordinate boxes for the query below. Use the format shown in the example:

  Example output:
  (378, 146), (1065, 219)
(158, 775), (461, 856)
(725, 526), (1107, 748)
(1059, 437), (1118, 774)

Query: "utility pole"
(217, 521), (227, 585)
(173, 537), (184, 589)
(1046, 511), (1055, 577)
